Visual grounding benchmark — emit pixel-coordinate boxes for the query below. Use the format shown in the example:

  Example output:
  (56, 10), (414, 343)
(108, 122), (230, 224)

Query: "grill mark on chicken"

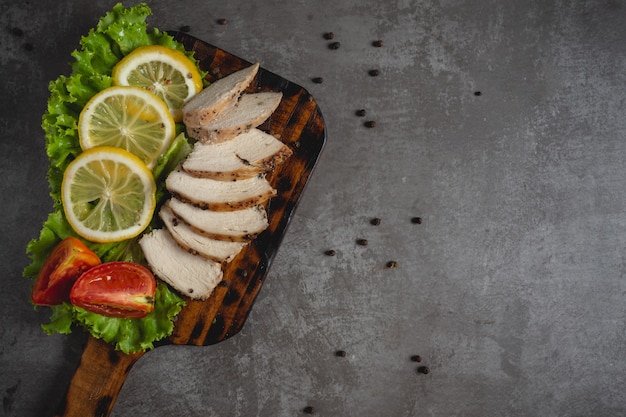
(235, 153), (252, 166)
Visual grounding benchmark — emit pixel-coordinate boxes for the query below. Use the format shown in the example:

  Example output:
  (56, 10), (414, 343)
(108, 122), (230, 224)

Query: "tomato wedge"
(31, 237), (102, 306)
(69, 262), (156, 318)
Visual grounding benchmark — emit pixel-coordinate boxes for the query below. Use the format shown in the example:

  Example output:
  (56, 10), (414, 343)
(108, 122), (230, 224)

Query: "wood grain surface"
(53, 32), (326, 417)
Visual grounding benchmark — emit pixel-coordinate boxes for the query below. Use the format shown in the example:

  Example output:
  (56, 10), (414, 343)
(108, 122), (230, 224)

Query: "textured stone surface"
(2, 1), (626, 416)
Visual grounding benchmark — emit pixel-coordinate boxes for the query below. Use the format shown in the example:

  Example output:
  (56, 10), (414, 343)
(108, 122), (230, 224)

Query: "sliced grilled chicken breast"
(182, 128), (293, 180)
(166, 168), (276, 211)
(183, 62), (260, 127)
(187, 92), (283, 143)
(168, 198), (269, 241)
(159, 204), (247, 262)
(139, 229), (223, 300)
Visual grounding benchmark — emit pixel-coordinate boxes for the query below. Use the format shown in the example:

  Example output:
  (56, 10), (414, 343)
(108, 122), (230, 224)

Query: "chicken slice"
(183, 62), (260, 127)
(139, 229), (223, 300)
(159, 203), (247, 262)
(166, 168), (276, 211)
(186, 92), (283, 143)
(167, 198), (269, 242)
(182, 128), (293, 180)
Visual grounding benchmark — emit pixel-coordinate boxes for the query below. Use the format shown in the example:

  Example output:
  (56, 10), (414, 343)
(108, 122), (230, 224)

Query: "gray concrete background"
(2, 0), (626, 416)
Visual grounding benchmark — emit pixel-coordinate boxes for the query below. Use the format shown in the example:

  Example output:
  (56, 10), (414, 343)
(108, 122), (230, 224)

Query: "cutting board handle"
(53, 336), (145, 417)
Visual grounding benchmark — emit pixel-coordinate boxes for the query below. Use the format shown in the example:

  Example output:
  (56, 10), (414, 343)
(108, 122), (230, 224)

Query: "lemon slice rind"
(62, 146), (156, 244)
(78, 86), (175, 170)
(112, 45), (203, 121)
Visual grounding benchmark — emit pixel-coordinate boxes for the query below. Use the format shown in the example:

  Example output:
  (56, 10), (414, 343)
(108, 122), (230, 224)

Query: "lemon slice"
(78, 86), (175, 169)
(112, 45), (204, 121)
(62, 146), (157, 243)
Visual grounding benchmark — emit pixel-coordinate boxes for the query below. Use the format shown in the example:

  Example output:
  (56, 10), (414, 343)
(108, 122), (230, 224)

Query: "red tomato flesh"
(70, 262), (156, 318)
(31, 237), (102, 306)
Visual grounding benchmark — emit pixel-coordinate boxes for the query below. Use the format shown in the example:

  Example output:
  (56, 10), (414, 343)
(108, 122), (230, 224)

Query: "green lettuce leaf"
(23, 2), (203, 353)
(73, 282), (184, 354)
(41, 303), (75, 335)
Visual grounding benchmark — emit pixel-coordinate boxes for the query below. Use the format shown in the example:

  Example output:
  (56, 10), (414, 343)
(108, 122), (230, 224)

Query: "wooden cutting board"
(53, 32), (326, 417)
